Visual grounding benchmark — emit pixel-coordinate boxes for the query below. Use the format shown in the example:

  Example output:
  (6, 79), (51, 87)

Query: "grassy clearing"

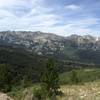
(59, 68), (100, 84)
(9, 81), (100, 100)
(58, 81), (100, 100)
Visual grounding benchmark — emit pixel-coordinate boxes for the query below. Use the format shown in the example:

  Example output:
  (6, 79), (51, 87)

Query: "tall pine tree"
(41, 59), (60, 97)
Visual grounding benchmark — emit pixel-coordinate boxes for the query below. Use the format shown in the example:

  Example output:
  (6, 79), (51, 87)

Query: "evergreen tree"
(0, 64), (12, 92)
(41, 59), (60, 98)
(71, 70), (79, 84)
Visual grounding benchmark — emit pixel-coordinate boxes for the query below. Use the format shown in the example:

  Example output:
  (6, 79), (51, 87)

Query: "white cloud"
(37, 18), (100, 36)
(0, 0), (14, 7)
(0, 0), (37, 8)
(76, 18), (99, 26)
(65, 4), (80, 10)
(0, 4), (59, 32)
(0, 0), (60, 32)
(0, 9), (15, 18)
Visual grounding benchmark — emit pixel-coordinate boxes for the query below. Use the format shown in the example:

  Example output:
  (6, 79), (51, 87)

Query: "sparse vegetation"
(6, 68), (100, 100)
(60, 68), (100, 84)
(58, 81), (100, 100)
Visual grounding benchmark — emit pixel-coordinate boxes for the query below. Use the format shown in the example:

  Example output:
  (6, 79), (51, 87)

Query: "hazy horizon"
(0, 0), (100, 36)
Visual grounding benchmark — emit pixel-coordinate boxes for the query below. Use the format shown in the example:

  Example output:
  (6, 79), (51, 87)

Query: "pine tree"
(71, 70), (79, 84)
(41, 59), (60, 98)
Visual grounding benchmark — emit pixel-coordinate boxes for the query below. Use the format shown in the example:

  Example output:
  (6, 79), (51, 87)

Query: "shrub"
(71, 70), (80, 84)
(33, 86), (47, 100)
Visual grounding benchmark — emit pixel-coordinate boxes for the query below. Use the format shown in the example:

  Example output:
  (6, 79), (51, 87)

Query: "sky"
(0, 0), (100, 36)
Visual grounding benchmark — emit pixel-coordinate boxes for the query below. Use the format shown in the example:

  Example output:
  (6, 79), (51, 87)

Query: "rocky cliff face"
(0, 31), (100, 64)
(67, 34), (100, 50)
(0, 31), (100, 55)
(0, 31), (65, 55)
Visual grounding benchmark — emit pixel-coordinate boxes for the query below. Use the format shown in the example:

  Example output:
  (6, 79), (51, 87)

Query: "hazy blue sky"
(0, 0), (100, 36)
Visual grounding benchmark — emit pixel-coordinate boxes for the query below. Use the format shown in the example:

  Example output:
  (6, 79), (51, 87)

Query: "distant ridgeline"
(0, 31), (100, 64)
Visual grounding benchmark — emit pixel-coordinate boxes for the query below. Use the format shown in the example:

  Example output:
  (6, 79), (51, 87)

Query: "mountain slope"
(0, 31), (100, 64)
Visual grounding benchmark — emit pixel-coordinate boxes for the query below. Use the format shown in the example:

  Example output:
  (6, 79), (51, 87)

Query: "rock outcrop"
(0, 93), (14, 100)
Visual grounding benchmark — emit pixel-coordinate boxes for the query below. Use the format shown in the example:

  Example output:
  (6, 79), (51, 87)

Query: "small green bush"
(71, 70), (80, 84)
(33, 86), (47, 100)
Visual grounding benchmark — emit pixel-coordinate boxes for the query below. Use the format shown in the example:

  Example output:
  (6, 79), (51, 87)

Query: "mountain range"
(0, 31), (100, 64)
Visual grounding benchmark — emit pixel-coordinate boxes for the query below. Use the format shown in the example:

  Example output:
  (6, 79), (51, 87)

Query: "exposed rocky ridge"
(0, 31), (100, 56)
(67, 34), (100, 50)
(0, 31), (65, 55)
(0, 31), (100, 63)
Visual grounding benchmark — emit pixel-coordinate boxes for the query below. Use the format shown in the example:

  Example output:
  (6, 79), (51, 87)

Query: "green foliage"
(41, 59), (60, 98)
(60, 68), (100, 84)
(0, 64), (12, 92)
(77, 49), (100, 64)
(0, 46), (47, 92)
(71, 70), (80, 84)
(33, 87), (42, 100)
(0, 64), (34, 92)
(33, 86), (47, 100)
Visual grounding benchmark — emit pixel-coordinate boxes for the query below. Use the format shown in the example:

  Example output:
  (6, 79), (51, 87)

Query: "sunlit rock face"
(0, 31), (65, 55)
(0, 31), (100, 56)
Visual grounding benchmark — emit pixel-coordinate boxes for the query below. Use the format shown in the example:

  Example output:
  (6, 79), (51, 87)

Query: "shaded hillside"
(0, 46), (47, 89)
(0, 45), (99, 73)
(0, 45), (44, 66)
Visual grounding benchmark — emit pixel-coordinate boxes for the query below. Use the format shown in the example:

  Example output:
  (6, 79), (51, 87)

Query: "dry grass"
(57, 81), (100, 100)
(9, 81), (100, 100)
